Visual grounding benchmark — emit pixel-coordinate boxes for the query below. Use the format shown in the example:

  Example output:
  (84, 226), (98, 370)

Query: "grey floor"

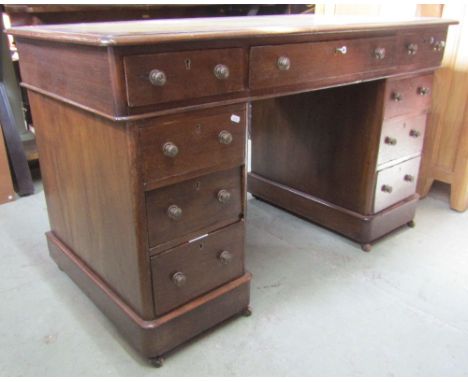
(1, 181), (467, 376)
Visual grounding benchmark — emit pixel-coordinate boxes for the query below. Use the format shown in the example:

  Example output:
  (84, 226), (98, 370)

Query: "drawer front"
(398, 28), (447, 69)
(124, 48), (246, 107)
(377, 114), (427, 166)
(151, 221), (244, 315)
(139, 105), (246, 186)
(374, 156), (421, 213)
(250, 36), (396, 89)
(146, 167), (243, 248)
(384, 74), (433, 119)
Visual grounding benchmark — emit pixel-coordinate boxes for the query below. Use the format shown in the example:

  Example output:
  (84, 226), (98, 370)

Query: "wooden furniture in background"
(0, 122), (15, 204)
(418, 4), (468, 212)
(8, 15), (455, 365)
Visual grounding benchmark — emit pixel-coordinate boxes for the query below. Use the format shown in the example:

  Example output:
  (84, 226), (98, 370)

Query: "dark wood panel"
(28, 93), (154, 319)
(0, 122), (15, 204)
(124, 48), (247, 107)
(146, 166), (243, 248)
(138, 104), (247, 189)
(250, 36), (396, 90)
(250, 80), (385, 215)
(16, 39), (120, 116)
(151, 221), (244, 316)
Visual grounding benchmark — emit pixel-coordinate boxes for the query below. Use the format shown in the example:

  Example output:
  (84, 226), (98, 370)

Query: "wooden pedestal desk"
(9, 15), (456, 365)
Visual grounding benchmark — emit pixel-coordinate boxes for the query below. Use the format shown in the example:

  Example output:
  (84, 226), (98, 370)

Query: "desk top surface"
(8, 15), (457, 47)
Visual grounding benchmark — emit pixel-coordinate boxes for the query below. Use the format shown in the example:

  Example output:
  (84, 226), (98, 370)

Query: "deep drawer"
(124, 48), (246, 107)
(383, 74), (433, 119)
(151, 221), (245, 316)
(249, 36), (396, 89)
(377, 113), (427, 166)
(146, 167), (243, 248)
(374, 156), (421, 213)
(139, 104), (246, 187)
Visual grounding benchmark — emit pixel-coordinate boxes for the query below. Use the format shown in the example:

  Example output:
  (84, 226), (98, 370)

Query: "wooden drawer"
(374, 156), (421, 213)
(383, 74), (433, 119)
(398, 28), (447, 69)
(377, 113), (427, 166)
(249, 36), (396, 89)
(124, 48), (246, 107)
(146, 167), (243, 249)
(151, 221), (245, 316)
(139, 105), (246, 187)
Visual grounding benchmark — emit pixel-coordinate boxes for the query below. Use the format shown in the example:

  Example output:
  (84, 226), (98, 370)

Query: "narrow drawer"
(151, 221), (245, 316)
(377, 113), (427, 166)
(249, 36), (396, 89)
(124, 48), (246, 107)
(398, 28), (447, 69)
(384, 74), (433, 119)
(139, 105), (246, 187)
(146, 167), (243, 248)
(374, 156), (421, 213)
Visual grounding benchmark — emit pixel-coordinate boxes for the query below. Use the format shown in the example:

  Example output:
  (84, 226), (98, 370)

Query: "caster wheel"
(361, 243), (372, 252)
(149, 356), (164, 368)
(407, 220), (415, 228)
(242, 307), (252, 317)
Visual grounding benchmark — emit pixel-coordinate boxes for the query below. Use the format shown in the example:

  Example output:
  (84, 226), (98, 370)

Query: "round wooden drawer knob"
(374, 47), (386, 60)
(167, 205), (182, 220)
(218, 130), (233, 145)
(214, 64), (230, 80)
(407, 43), (418, 56)
(409, 129), (421, 138)
(381, 184), (393, 193)
(277, 56), (291, 71)
(392, 92), (403, 102)
(172, 272), (187, 287)
(219, 250), (233, 265)
(384, 136), (398, 146)
(149, 69), (167, 86)
(217, 189), (231, 204)
(162, 142), (179, 157)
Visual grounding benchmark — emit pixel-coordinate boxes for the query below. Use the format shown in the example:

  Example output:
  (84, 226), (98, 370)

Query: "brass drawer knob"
(407, 43), (418, 56)
(149, 69), (167, 86)
(417, 87), (430, 96)
(404, 174), (415, 182)
(218, 130), (233, 145)
(392, 92), (403, 102)
(335, 46), (347, 55)
(218, 250), (233, 265)
(409, 129), (421, 138)
(162, 142), (179, 157)
(374, 47), (386, 60)
(384, 136), (398, 146)
(381, 184), (393, 193)
(172, 272), (187, 287)
(433, 40), (446, 52)
(167, 204), (182, 220)
(277, 56), (291, 71)
(217, 189), (231, 203)
(214, 64), (230, 80)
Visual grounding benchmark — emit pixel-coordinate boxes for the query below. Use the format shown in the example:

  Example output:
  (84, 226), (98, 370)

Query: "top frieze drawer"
(249, 36), (396, 90)
(124, 48), (246, 107)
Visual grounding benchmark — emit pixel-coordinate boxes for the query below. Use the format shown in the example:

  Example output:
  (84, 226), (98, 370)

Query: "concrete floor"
(1, 181), (467, 376)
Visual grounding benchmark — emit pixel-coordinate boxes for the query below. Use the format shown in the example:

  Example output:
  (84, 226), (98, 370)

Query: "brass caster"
(361, 243), (372, 252)
(407, 220), (416, 228)
(149, 356), (164, 368)
(242, 307), (252, 317)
